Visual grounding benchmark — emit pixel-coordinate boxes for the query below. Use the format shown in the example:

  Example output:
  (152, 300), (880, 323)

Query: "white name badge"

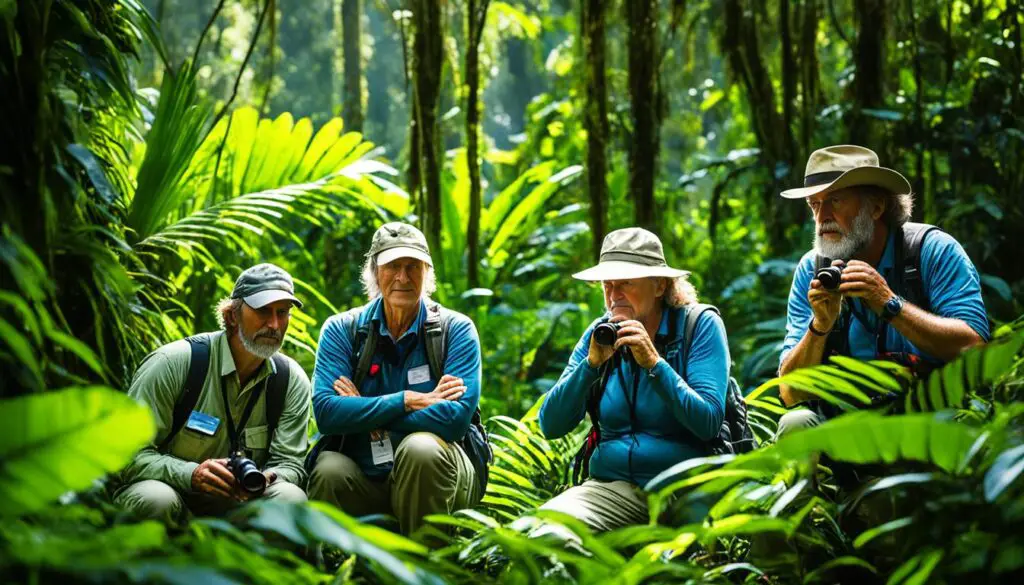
(407, 364), (431, 385)
(370, 432), (395, 466)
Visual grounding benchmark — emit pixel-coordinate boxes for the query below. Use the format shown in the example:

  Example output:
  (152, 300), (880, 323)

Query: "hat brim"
(780, 166), (912, 199)
(376, 247), (433, 267)
(243, 289), (303, 309)
(572, 261), (690, 282)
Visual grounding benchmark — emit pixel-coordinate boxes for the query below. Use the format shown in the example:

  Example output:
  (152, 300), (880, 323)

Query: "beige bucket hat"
(367, 222), (433, 266)
(573, 228), (689, 281)
(780, 145), (912, 199)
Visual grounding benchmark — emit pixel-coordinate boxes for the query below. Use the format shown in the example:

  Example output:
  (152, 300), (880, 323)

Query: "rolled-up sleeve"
(780, 252), (816, 369)
(921, 231), (990, 341)
(538, 321), (601, 439)
(388, 316), (481, 442)
(263, 359), (311, 486)
(647, 310), (730, 441)
(311, 314), (405, 435)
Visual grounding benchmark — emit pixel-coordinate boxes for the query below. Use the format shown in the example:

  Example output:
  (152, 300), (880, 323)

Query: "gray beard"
(238, 327), (282, 360)
(813, 206), (875, 260)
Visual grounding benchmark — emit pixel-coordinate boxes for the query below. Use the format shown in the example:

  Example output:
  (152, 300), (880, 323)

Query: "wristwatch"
(881, 295), (904, 323)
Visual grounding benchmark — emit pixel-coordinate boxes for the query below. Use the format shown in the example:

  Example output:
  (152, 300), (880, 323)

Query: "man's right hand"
(404, 374), (465, 412)
(191, 458), (243, 501)
(808, 260), (844, 333)
(587, 316), (621, 368)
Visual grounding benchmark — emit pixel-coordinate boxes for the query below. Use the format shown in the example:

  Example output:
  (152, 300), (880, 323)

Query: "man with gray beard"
(775, 146), (989, 437)
(115, 264), (311, 519)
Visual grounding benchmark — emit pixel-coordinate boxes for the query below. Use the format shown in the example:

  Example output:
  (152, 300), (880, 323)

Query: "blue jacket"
(539, 306), (730, 488)
(311, 298), (481, 478)
(781, 229), (990, 367)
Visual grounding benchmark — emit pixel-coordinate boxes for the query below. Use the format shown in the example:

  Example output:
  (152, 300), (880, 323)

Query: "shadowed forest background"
(1, 0), (1024, 583)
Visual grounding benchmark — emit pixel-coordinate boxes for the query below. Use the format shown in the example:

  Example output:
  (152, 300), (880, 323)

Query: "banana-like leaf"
(771, 412), (978, 473)
(0, 386), (156, 517)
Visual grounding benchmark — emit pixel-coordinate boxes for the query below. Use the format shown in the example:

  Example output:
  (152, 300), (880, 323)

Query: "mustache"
(254, 329), (282, 342)
(818, 221), (845, 236)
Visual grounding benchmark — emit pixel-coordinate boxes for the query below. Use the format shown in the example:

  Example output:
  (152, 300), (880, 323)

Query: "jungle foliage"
(1, 0), (1023, 583)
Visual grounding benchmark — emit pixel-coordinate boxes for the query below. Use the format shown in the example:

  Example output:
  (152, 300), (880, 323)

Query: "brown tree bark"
(341, 0), (363, 132)
(465, 0), (490, 288)
(850, 0), (887, 147)
(721, 0), (800, 254)
(626, 0), (661, 232)
(411, 0), (444, 264)
(581, 0), (608, 261)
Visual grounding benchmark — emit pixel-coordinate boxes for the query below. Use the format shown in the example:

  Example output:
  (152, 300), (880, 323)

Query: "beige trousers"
(307, 432), (480, 534)
(114, 479), (306, 520)
(538, 479), (650, 534)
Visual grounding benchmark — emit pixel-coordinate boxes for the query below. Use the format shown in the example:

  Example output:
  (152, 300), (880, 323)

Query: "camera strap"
(220, 376), (268, 453)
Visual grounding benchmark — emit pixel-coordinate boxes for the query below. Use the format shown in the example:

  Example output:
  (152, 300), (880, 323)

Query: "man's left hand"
(333, 376), (360, 397)
(613, 320), (660, 370)
(839, 260), (894, 313)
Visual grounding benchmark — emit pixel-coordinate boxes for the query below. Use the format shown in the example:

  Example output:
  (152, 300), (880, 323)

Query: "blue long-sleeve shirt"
(539, 306), (730, 488)
(311, 298), (481, 478)
(781, 228), (990, 367)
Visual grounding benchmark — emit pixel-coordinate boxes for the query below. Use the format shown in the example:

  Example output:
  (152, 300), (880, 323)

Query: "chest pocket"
(170, 426), (221, 462)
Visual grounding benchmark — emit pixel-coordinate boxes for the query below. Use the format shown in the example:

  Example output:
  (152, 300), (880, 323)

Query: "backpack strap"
(423, 302), (451, 381)
(349, 307), (378, 389)
(898, 222), (939, 312)
(681, 304), (720, 380)
(266, 354), (291, 444)
(158, 334), (213, 452)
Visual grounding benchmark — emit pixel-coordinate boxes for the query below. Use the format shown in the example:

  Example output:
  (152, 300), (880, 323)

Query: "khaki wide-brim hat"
(573, 228), (689, 281)
(780, 144), (912, 199)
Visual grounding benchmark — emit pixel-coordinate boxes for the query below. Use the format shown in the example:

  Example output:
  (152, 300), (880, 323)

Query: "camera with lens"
(228, 450), (266, 494)
(593, 321), (620, 346)
(815, 260), (844, 291)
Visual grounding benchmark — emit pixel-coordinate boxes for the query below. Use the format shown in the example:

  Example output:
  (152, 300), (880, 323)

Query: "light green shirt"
(120, 331), (311, 493)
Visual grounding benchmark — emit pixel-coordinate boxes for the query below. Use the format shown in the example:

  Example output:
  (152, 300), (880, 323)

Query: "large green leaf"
(771, 412), (978, 473)
(906, 328), (1024, 412)
(0, 386), (155, 517)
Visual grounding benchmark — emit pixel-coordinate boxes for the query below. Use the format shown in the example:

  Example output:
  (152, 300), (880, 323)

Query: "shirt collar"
(876, 228), (897, 276)
(657, 306), (670, 337)
(372, 297), (426, 342)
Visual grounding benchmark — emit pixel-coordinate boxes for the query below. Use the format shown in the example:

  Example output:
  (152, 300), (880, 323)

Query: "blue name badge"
(185, 411), (220, 436)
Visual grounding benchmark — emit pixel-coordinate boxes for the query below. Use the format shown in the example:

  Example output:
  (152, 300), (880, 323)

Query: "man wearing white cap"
(116, 263), (311, 519)
(307, 222), (488, 535)
(536, 228), (731, 532)
(776, 145), (989, 436)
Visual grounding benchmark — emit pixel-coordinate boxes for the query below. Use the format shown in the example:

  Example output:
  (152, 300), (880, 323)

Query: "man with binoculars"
(114, 264), (311, 519)
(776, 145), (990, 437)
(536, 228), (731, 532)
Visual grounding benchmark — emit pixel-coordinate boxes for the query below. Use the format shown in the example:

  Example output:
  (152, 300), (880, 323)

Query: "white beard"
(238, 325), (282, 360)
(813, 205), (876, 260)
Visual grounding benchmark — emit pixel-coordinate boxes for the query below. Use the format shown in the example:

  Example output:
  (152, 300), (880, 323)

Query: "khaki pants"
(775, 408), (826, 439)
(114, 479), (307, 520)
(535, 479), (649, 537)
(307, 432), (480, 534)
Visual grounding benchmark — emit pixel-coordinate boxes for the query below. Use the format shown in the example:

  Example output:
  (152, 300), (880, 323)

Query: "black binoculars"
(815, 260), (845, 291)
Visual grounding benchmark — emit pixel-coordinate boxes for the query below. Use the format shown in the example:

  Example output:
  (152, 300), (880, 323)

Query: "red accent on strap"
(369, 363), (381, 377)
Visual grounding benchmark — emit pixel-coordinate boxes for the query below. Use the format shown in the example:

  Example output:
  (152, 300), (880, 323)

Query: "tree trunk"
(581, 0), (608, 261)
(411, 0), (444, 265)
(722, 0), (799, 254)
(465, 0), (489, 289)
(341, 0), (363, 132)
(850, 0), (887, 147)
(626, 0), (660, 232)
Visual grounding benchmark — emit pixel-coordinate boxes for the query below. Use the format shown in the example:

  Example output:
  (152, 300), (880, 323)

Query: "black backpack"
(158, 333), (291, 453)
(571, 304), (756, 485)
(305, 302), (493, 493)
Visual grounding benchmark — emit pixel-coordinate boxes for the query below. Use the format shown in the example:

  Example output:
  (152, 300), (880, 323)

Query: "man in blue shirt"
(307, 223), (483, 534)
(538, 228), (730, 532)
(777, 145), (989, 436)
